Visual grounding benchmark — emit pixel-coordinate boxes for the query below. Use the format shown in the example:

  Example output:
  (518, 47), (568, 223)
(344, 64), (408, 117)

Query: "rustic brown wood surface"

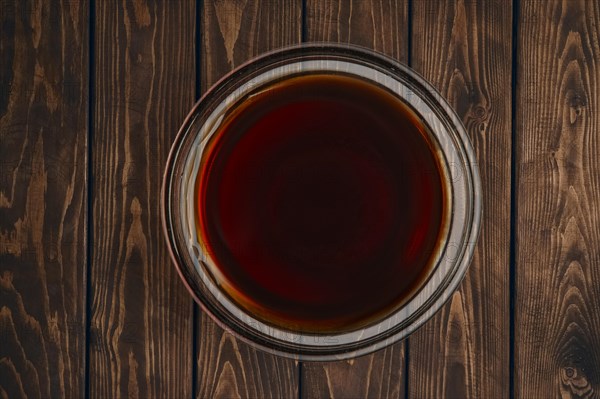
(516, 0), (600, 398)
(89, 1), (195, 398)
(196, 1), (301, 398)
(2, 0), (600, 398)
(408, 1), (512, 398)
(0, 0), (88, 398)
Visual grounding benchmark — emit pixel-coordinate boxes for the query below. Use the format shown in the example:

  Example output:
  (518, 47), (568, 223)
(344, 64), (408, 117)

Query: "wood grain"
(196, 1), (302, 398)
(197, 312), (299, 399)
(200, 0), (303, 90)
(408, 0), (511, 397)
(516, 0), (600, 397)
(302, 1), (408, 398)
(89, 1), (195, 397)
(302, 345), (406, 399)
(305, 0), (407, 60)
(0, 0), (88, 397)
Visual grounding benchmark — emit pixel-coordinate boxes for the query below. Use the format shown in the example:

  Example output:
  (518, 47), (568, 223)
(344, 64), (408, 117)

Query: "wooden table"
(2, 0), (600, 398)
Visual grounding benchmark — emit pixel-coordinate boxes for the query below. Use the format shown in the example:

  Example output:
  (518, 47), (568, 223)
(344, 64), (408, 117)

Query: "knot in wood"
(567, 93), (586, 109)
(471, 104), (488, 121)
(565, 367), (575, 378)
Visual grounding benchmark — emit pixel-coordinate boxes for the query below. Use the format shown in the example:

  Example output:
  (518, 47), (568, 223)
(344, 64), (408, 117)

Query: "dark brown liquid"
(197, 74), (447, 332)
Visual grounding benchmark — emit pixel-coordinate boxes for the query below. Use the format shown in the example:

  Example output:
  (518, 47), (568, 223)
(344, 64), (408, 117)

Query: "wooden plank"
(302, 1), (408, 398)
(305, 0), (407, 60)
(89, 1), (195, 397)
(196, 1), (302, 398)
(408, 0), (511, 397)
(0, 0), (88, 397)
(516, 1), (600, 397)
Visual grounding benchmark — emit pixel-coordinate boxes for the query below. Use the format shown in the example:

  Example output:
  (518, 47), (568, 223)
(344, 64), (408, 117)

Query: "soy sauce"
(197, 74), (447, 332)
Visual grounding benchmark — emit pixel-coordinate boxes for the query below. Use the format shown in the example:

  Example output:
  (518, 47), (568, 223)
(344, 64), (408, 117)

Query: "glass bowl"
(162, 43), (481, 361)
